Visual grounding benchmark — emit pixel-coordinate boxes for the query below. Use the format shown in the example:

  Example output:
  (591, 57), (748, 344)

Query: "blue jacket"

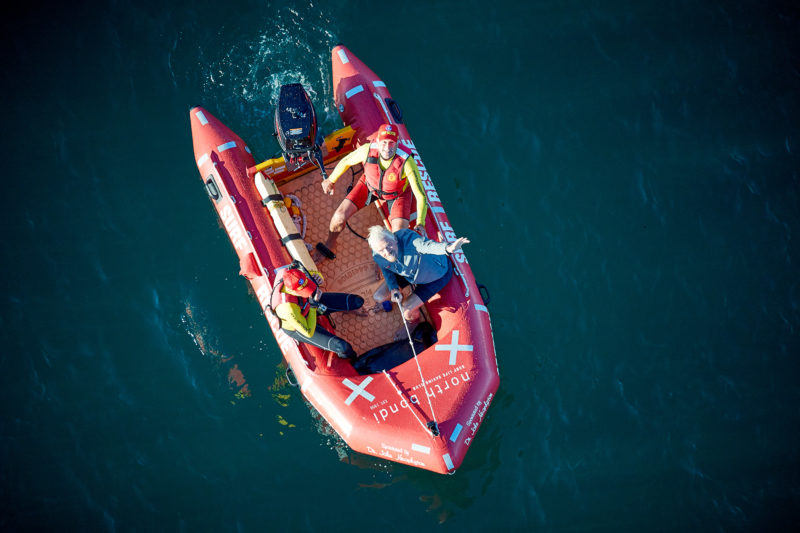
(372, 229), (450, 291)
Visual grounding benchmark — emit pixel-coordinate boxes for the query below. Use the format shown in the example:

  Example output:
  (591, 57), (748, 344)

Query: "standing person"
(367, 226), (469, 321)
(313, 124), (428, 261)
(269, 266), (363, 359)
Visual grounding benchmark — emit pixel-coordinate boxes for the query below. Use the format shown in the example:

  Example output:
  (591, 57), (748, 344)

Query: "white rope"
(396, 304), (439, 434)
(381, 370), (430, 434)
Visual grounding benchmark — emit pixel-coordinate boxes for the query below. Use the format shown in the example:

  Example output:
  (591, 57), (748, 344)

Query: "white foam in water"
(200, 5), (339, 140)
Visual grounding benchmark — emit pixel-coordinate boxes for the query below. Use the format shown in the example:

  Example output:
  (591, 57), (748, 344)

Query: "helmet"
(283, 268), (317, 298)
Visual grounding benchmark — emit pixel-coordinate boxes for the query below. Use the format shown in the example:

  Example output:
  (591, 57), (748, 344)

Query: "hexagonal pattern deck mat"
(279, 167), (404, 356)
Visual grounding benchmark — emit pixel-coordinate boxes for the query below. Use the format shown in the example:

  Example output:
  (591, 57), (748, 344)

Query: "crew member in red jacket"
(270, 267), (363, 359)
(314, 124), (428, 260)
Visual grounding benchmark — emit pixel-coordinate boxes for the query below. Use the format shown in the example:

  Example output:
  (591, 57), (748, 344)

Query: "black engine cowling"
(274, 84), (326, 177)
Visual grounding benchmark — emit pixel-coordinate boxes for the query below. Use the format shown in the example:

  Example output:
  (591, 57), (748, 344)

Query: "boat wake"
(200, 5), (341, 143)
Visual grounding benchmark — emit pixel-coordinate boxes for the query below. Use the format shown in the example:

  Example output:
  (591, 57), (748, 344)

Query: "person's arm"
(324, 144), (370, 187)
(444, 237), (470, 255)
(276, 302), (317, 337)
(409, 233), (448, 255)
(402, 157), (428, 230)
(410, 232), (470, 256)
(382, 264), (400, 292)
(374, 255), (400, 292)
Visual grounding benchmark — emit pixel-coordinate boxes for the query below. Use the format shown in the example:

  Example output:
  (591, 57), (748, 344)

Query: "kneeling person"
(270, 266), (363, 359)
(367, 226), (469, 321)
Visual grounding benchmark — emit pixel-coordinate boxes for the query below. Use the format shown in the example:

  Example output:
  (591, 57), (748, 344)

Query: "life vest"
(270, 279), (311, 321)
(363, 143), (410, 200)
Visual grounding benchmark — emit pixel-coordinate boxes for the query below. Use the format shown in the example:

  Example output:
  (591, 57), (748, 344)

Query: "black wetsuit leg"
(282, 326), (357, 359)
(316, 292), (364, 314)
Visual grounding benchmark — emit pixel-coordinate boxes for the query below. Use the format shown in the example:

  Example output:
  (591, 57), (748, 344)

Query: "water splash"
(199, 4), (341, 143)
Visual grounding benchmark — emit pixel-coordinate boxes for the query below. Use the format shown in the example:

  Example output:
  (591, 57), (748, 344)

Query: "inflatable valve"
(254, 171), (319, 276)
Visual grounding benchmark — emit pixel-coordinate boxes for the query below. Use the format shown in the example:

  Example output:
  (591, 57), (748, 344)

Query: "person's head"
(367, 226), (398, 262)
(375, 124), (398, 160)
(283, 267), (317, 298)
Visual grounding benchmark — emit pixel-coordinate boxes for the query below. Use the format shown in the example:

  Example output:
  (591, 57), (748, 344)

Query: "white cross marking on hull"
(435, 330), (473, 365)
(343, 376), (375, 405)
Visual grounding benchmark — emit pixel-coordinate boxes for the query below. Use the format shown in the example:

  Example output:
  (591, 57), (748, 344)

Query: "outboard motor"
(274, 83), (327, 179)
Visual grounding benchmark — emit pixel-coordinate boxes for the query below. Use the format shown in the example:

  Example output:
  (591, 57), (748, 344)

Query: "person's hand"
(390, 290), (403, 303)
(413, 223), (425, 236)
(446, 237), (470, 254)
(321, 179), (335, 195)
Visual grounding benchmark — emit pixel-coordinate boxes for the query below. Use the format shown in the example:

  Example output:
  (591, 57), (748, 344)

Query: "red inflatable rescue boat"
(189, 45), (499, 474)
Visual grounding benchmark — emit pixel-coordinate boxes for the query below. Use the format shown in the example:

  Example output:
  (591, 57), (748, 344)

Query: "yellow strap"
(254, 157), (282, 173)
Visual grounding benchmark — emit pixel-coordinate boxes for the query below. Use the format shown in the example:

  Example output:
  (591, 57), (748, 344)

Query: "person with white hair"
(367, 226), (470, 321)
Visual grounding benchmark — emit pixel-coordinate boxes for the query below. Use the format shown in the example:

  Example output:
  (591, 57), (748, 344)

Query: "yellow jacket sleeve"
(402, 157), (428, 226)
(327, 143), (370, 184)
(275, 302), (317, 337)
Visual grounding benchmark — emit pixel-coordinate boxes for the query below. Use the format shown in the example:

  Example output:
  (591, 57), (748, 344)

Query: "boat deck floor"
(279, 167), (409, 356)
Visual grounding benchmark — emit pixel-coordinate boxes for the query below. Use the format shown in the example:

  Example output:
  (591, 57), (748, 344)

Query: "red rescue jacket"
(270, 279), (311, 319)
(363, 143), (410, 200)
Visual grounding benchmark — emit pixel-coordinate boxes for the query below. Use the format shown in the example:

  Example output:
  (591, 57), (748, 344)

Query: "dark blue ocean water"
(2, 0), (799, 530)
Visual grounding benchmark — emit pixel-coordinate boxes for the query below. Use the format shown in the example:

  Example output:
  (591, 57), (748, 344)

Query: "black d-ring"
(478, 283), (491, 305)
(385, 98), (403, 123)
(205, 175), (220, 201)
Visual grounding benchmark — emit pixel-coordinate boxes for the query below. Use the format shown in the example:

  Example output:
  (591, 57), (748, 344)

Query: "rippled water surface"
(2, 0), (798, 530)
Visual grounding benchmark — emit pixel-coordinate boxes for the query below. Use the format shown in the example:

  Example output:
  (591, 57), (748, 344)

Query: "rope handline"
(381, 370), (430, 434)
(397, 306), (439, 435)
(345, 166), (367, 240)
